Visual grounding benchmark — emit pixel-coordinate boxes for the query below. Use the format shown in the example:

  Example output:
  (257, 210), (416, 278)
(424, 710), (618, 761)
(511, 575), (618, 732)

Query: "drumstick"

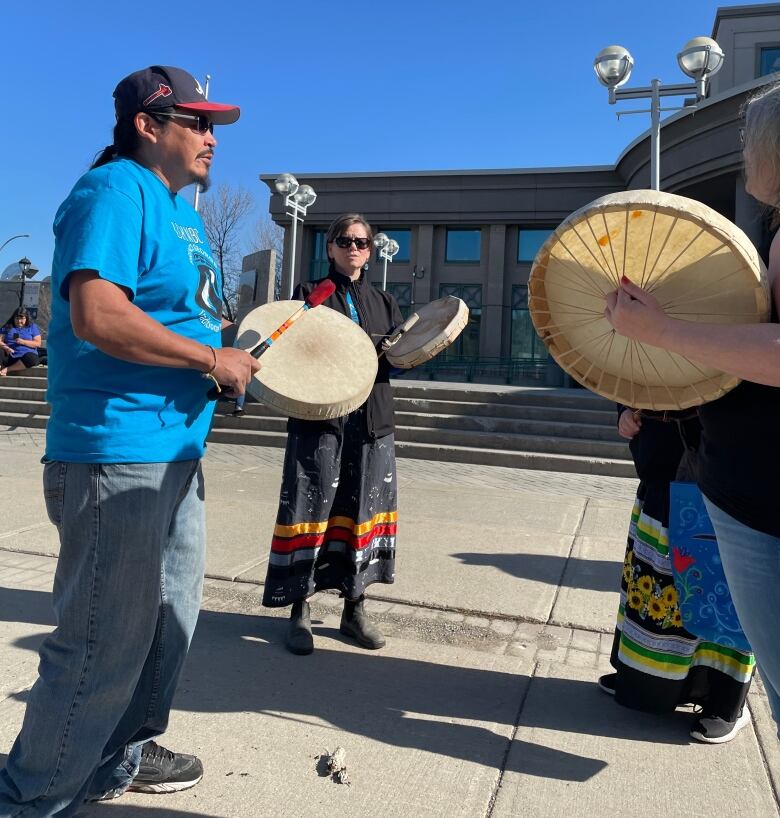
(207, 279), (336, 400)
(247, 278), (336, 359)
(377, 312), (420, 359)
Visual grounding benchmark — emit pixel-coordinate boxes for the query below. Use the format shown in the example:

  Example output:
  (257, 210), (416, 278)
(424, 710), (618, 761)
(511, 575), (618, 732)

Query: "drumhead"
(236, 301), (378, 420)
(385, 296), (469, 368)
(529, 189), (770, 409)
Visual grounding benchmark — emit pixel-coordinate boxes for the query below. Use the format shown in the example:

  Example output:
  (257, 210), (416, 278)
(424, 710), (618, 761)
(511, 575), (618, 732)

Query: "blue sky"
(2, 0), (729, 276)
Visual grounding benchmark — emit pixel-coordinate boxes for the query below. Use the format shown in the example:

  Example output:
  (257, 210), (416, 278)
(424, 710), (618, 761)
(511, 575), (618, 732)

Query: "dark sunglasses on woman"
(334, 236), (371, 250)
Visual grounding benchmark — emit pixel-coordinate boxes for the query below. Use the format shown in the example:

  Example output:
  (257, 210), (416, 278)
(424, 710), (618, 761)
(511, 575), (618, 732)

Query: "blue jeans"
(704, 496), (780, 736)
(0, 460), (206, 817)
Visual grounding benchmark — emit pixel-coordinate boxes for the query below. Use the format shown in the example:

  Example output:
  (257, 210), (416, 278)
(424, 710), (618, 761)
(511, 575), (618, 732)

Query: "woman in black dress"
(263, 214), (403, 655)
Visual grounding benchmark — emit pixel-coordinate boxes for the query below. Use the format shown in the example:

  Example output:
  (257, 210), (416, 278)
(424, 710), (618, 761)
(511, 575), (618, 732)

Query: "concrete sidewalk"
(0, 425), (777, 817)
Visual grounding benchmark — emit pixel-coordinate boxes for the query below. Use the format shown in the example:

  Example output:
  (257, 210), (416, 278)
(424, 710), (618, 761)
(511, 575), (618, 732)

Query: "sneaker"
(690, 709), (751, 744)
(127, 741), (203, 793)
(597, 673), (617, 696)
(232, 408), (245, 417)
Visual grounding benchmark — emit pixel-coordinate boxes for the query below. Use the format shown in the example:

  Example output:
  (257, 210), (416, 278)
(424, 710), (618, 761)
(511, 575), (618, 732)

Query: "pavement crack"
(485, 659), (539, 817)
(544, 497), (589, 629)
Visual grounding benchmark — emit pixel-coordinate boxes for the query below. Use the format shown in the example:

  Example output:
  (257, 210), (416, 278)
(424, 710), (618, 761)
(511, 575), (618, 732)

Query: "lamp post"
(274, 173), (317, 298)
(17, 257), (39, 308)
(0, 234), (30, 256)
(372, 233), (400, 290)
(593, 36), (724, 190)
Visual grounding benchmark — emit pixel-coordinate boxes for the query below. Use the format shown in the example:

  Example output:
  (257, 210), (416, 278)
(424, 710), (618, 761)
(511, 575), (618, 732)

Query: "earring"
(362, 261), (369, 271)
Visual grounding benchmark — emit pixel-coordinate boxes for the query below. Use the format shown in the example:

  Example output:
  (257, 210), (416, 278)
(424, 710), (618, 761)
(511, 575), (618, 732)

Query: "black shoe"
(232, 408), (245, 417)
(597, 673), (617, 696)
(286, 600), (314, 655)
(690, 709), (750, 744)
(340, 596), (385, 650)
(127, 741), (203, 794)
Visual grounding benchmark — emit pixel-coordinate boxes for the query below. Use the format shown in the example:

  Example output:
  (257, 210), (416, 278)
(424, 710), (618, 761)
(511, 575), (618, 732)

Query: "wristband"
(201, 345), (221, 393)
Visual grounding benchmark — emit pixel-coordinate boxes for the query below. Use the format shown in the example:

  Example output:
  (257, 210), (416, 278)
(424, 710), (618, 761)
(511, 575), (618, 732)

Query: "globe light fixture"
(677, 36), (725, 97)
(373, 233), (400, 290)
(274, 173), (300, 196)
(271, 173), (318, 298)
(593, 46), (634, 101)
(593, 36), (724, 190)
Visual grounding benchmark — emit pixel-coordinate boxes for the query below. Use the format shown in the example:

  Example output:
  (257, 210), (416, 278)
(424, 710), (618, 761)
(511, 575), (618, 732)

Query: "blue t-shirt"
(46, 157), (223, 463)
(2, 323), (41, 358)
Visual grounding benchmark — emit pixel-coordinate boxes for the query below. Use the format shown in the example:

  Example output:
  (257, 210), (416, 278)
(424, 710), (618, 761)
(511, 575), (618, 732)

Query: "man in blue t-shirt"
(0, 66), (259, 817)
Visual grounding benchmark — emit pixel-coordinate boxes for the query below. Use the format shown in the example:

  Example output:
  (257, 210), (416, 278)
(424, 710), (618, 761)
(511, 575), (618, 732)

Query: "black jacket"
(287, 266), (403, 439)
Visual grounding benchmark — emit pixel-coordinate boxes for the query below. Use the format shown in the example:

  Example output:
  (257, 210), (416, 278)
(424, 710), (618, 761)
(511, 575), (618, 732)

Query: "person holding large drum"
(262, 214), (403, 655)
(604, 82), (780, 736)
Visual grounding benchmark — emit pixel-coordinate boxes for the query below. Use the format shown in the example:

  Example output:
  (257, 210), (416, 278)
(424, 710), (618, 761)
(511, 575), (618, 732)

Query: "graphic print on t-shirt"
(189, 244), (223, 330)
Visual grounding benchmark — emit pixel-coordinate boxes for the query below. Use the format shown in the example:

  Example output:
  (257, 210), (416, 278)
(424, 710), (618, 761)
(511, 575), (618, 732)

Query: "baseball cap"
(113, 65), (240, 125)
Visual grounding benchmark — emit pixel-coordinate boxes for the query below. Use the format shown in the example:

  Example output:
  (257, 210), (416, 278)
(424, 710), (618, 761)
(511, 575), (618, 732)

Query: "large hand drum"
(236, 301), (378, 420)
(384, 295), (469, 368)
(529, 190), (770, 410)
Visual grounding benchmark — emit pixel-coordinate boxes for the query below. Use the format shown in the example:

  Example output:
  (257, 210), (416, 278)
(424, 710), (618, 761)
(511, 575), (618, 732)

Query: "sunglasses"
(334, 236), (371, 250)
(152, 111), (214, 134)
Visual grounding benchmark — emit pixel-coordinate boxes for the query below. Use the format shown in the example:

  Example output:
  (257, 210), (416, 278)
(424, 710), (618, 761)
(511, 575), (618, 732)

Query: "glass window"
(759, 46), (780, 77)
(445, 229), (481, 263)
(440, 284), (481, 359)
(309, 229), (329, 280)
(511, 285), (547, 360)
(376, 229), (411, 263)
(387, 282), (412, 320)
(518, 229), (554, 263)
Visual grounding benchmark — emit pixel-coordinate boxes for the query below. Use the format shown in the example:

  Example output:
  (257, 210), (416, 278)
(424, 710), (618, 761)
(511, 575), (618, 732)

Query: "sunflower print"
(625, 568), (683, 630)
(648, 598), (668, 621)
(627, 589), (644, 610)
(637, 576), (654, 595)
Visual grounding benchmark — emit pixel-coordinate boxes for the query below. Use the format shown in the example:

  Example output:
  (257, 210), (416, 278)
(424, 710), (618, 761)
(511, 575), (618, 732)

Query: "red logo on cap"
(143, 83), (173, 106)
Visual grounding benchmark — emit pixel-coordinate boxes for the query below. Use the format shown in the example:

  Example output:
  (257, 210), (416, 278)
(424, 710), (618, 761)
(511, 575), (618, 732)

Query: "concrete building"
(257, 3), (780, 384)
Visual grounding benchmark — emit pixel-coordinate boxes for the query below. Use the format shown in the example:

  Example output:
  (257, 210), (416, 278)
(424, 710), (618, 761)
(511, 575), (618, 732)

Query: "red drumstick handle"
(247, 278), (336, 358)
(207, 279), (336, 399)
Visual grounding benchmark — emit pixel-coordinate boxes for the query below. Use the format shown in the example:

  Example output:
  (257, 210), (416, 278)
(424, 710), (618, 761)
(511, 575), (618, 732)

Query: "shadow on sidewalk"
(452, 552), (620, 592)
(173, 610), (690, 776)
(3, 592), (694, 789)
(0, 586), (54, 627)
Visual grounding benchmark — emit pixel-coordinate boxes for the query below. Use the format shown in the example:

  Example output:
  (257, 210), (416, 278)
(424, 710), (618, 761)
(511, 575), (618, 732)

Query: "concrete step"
(0, 375), (48, 390)
(0, 388), (48, 402)
(0, 399), (50, 416)
(207, 428), (634, 477)
(391, 381), (612, 409)
(0, 411), (48, 429)
(0, 370), (634, 475)
(395, 411), (621, 441)
(394, 440), (636, 478)
(206, 427), (289, 447)
(398, 425), (629, 459)
(393, 397), (615, 426)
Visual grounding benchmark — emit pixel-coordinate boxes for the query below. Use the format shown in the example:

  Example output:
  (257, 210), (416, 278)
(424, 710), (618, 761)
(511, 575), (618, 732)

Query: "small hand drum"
(529, 189), (770, 410)
(384, 295), (469, 368)
(236, 301), (378, 420)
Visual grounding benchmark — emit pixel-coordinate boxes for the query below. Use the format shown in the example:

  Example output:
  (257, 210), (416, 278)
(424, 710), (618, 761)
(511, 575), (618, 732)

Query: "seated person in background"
(0, 308), (42, 375)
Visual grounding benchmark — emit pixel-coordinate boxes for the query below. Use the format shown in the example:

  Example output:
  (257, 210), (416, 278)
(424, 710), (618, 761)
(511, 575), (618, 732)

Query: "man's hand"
(617, 408), (641, 440)
(604, 277), (671, 346)
(211, 347), (260, 396)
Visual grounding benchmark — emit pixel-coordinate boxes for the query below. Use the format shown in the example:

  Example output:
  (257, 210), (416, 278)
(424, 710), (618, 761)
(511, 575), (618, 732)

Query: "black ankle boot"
(286, 600), (313, 655)
(340, 595), (385, 650)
